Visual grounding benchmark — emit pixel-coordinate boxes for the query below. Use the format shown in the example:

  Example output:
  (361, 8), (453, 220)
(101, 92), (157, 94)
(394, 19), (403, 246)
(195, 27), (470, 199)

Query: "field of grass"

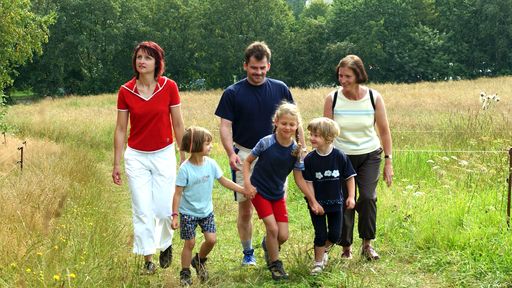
(1, 77), (511, 287)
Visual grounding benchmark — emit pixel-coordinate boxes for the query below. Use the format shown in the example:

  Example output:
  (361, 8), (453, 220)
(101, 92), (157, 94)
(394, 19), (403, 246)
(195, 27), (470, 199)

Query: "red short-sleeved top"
(117, 76), (181, 152)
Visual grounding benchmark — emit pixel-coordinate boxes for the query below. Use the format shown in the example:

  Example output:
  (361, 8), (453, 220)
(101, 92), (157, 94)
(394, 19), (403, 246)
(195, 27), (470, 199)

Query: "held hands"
(112, 165), (122, 185)
(244, 183), (257, 199)
(309, 199), (325, 215)
(229, 153), (242, 171)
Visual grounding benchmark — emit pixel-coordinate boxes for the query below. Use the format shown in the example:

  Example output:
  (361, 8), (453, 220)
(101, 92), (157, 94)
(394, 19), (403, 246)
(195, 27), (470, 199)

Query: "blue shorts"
(180, 212), (216, 240)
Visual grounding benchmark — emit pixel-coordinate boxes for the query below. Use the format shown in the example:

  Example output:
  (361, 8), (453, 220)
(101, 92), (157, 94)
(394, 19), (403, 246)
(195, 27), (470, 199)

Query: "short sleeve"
(168, 79), (181, 107)
(117, 87), (128, 111)
(293, 158), (304, 171)
(175, 164), (188, 187)
(214, 88), (235, 121)
(302, 153), (314, 181)
(211, 158), (223, 179)
(250, 138), (265, 157)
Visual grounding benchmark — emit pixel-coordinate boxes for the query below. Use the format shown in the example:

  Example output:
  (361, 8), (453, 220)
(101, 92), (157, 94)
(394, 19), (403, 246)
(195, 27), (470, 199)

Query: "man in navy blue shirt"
(215, 41), (303, 266)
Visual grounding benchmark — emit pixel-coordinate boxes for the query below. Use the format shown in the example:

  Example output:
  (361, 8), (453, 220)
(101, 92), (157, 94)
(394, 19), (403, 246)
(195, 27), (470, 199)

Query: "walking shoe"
(361, 245), (380, 260)
(191, 253), (208, 282)
(268, 260), (288, 280)
(142, 261), (156, 275)
(180, 268), (192, 286)
(242, 249), (257, 266)
(261, 237), (270, 267)
(310, 263), (324, 275)
(341, 248), (353, 260)
(159, 245), (172, 268)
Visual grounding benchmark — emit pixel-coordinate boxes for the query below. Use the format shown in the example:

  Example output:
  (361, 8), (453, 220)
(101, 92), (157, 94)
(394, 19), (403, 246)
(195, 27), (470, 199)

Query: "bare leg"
(198, 233), (216, 259)
(237, 200), (253, 244)
(181, 239), (195, 268)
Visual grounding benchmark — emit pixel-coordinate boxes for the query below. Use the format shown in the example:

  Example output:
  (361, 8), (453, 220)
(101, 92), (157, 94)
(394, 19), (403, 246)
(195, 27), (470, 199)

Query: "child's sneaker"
(142, 261), (156, 275)
(191, 253), (208, 282)
(159, 245), (172, 268)
(361, 245), (380, 260)
(261, 237), (270, 267)
(310, 262), (324, 275)
(242, 249), (256, 266)
(268, 260), (288, 281)
(180, 268), (192, 286)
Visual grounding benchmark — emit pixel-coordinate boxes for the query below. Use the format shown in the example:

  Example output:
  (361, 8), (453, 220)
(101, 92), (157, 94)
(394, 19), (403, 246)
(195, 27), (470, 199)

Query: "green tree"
(0, 0), (55, 92)
(328, 0), (450, 82)
(195, 0), (295, 88)
(287, 0), (307, 17)
(15, 0), (144, 96)
(286, 0), (333, 87)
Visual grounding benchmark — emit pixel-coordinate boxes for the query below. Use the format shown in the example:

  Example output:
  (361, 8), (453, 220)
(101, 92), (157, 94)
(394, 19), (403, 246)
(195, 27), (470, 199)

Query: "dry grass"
(0, 136), (66, 262)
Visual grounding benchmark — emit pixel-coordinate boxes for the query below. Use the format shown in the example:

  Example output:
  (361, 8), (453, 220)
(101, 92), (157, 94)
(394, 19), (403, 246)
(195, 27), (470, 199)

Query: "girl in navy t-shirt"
(242, 102), (323, 281)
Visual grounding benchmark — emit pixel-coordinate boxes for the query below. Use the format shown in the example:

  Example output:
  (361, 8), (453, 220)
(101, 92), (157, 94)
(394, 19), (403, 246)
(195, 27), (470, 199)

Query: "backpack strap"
(369, 89), (375, 110)
(332, 90), (338, 113)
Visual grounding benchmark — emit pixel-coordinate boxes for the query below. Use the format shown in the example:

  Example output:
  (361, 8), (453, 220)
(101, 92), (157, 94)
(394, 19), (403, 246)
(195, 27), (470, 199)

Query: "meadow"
(1, 77), (511, 287)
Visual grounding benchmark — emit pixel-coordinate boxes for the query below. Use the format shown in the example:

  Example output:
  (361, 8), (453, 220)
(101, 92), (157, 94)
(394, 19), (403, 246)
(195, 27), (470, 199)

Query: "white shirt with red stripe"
(117, 76), (181, 152)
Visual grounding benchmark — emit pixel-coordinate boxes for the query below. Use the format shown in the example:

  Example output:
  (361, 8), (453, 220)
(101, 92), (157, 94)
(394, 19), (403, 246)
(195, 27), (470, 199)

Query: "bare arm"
(345, 176), (356, 209)
(323, 91), (335, 119)
(294, 170), (324, 215)
(171, 105), (186, 164)
(374, 92), (394, 187)
(112, 111), (129, 185)
(171, 186), (184, 229)
(242, 154), (257, 196)
(218, 176), (254, 199)
(219, 118), (241, 171)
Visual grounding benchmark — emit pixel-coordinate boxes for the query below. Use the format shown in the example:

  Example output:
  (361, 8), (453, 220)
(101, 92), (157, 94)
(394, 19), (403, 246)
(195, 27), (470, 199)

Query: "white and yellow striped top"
(333, 88), (381, 155)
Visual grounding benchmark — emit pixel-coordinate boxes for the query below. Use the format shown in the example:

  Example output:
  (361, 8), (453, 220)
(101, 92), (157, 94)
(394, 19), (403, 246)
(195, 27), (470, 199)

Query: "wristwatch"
(384, 155), (392, 159)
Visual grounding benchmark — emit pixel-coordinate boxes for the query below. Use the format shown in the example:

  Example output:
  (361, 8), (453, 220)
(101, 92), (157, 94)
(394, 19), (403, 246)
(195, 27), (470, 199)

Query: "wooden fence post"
(17, 146), (23, 171)
(507, 148), (512, 228)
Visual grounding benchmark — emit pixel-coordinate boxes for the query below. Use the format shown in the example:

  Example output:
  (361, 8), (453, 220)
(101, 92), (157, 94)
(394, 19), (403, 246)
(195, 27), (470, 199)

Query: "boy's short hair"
(244, 41), (271, 64)
(307, 117), (340, 143)
(180, 126), (213, 153)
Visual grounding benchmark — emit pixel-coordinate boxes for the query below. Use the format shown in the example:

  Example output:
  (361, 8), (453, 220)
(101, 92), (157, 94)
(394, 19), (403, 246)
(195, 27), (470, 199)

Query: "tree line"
(3, 0), (512, 97)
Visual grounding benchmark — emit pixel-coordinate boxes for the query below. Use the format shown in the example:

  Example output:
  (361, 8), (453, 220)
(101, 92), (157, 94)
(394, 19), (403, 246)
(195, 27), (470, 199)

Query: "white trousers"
(124, 144), (175, 255)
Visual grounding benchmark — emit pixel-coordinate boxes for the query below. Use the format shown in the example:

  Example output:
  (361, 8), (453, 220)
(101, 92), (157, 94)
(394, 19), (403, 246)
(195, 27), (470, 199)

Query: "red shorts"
(251, 193), (288, 223)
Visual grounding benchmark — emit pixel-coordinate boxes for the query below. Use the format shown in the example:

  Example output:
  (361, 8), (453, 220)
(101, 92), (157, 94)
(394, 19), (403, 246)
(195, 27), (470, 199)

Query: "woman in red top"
(112, 41), (185, 274)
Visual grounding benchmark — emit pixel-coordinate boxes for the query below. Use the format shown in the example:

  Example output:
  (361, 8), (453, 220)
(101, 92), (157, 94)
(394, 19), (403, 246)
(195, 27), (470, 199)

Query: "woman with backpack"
(323, 54), (394, 261)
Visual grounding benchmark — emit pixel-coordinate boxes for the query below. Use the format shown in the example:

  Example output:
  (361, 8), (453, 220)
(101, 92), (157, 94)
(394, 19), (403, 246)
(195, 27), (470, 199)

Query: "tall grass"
(1, 77), (511, 287)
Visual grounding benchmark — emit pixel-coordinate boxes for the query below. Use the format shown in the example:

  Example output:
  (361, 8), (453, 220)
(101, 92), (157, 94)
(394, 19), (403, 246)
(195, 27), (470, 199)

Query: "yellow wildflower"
(53, 274), (60, 281)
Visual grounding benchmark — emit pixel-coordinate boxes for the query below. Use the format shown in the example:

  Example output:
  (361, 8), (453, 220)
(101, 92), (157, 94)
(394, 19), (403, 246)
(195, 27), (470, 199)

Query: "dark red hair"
(132, 41), (165, 79)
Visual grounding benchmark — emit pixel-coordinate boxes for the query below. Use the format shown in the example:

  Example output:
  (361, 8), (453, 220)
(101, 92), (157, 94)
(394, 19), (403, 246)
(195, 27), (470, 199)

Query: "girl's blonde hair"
(272, 101), (303, 157)
(307, 117), (340, 144)
(180, 126), (213, 153)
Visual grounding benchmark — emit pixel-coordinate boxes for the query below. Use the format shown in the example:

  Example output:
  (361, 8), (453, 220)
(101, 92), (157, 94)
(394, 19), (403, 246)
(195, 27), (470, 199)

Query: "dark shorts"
(180, 212), (216, 240)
